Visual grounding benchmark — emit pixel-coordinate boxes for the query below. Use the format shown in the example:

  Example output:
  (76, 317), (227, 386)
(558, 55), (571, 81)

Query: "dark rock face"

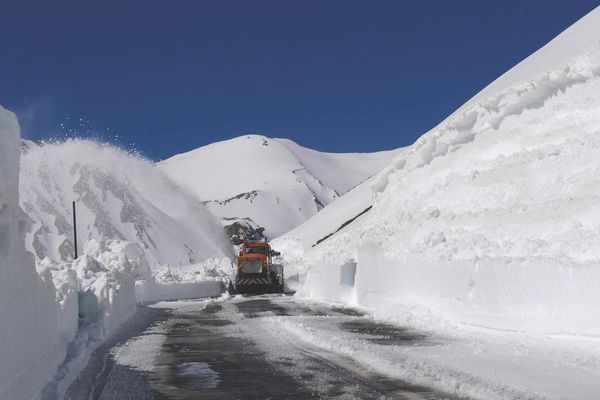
(223, 218), (266, 246)
(203, 191), (259, 207)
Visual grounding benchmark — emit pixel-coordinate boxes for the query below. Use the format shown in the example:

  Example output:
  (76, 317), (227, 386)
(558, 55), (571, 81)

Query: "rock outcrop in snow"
(290, 6), (600, 336)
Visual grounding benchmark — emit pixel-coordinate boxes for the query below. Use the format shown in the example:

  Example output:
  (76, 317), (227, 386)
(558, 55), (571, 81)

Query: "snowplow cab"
(235, 240), (284, 294)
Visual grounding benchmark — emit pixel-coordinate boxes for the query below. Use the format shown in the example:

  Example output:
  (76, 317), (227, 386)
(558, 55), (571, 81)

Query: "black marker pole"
(72, 201), (78, 259)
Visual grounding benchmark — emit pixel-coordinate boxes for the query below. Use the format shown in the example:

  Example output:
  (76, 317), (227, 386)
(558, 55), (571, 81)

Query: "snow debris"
(176, 362), (221, 389)
(110, 322), (169, 373)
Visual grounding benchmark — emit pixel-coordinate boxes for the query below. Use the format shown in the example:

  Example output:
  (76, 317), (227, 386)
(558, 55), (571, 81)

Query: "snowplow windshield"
(245, 247), (266, 254)
(241, 260), (263, 273)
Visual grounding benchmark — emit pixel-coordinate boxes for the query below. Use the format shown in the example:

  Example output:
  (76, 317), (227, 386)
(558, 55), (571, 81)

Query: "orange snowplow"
(234, 240), (284, 294)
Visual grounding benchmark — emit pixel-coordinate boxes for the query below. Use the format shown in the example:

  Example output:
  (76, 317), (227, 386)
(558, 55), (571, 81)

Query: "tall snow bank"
(38, 238), (146, 398)
(20, 139), (232, 267)
(73, 239), (138, 336)
(298, 7), (600, 336)
(0, 106), (73, 400)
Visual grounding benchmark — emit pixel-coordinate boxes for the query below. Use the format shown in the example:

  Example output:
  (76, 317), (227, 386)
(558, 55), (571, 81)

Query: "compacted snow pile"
(20, 139), (232, 269)
(158, 135), (401, 238)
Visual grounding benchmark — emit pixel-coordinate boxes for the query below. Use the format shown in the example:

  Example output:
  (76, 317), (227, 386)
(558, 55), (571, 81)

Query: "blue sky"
(1, 1), (598, 160)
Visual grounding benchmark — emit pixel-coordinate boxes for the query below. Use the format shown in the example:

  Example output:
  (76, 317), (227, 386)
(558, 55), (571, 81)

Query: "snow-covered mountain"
(19, 139), (232, 268)
(284, 5), (600, 334)
(157, 135), (401, 238)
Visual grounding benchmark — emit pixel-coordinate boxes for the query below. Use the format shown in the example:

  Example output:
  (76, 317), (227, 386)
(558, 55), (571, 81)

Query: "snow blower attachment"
(234, 240), (284, 294)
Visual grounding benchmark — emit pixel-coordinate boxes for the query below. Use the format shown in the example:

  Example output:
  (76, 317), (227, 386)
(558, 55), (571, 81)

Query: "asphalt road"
(66, 295), (460, 400)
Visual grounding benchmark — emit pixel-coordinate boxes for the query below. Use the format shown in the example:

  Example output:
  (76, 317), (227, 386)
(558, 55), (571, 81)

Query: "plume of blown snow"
(20, 138), (233, 268)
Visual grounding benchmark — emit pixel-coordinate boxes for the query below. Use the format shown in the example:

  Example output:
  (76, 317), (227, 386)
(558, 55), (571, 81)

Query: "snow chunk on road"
(111, 323), (168, 373)
(176, 362), (221, 389)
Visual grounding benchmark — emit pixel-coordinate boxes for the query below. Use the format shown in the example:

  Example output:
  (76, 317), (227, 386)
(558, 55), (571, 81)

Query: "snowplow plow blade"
(235, 274), (282, 294)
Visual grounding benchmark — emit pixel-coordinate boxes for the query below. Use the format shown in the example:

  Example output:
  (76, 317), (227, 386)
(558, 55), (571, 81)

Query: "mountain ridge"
(157, 134), (402, 238)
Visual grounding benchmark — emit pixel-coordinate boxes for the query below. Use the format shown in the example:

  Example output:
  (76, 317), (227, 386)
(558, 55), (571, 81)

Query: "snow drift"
(291, 6), (600, 336)
(158, 135), (401, 238)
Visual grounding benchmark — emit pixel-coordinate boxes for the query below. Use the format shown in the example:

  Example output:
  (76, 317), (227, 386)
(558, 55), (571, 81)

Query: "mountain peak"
(157, 136), (401, 237)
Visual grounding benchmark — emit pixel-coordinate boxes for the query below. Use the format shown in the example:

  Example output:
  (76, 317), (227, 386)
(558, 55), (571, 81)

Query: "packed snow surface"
(264, 298), (600, 400)
(158, 135), (401, 237)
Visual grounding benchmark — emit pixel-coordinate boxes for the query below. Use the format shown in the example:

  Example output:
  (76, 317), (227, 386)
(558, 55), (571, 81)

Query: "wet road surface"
(67, 295), (460, 400)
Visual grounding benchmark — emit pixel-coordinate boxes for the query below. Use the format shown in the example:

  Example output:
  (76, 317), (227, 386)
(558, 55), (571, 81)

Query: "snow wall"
(304, 246), (600, 335)
(299, 8), (600, 336)
(0, 108), (153, 399)
(0, 106), (74, 399)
